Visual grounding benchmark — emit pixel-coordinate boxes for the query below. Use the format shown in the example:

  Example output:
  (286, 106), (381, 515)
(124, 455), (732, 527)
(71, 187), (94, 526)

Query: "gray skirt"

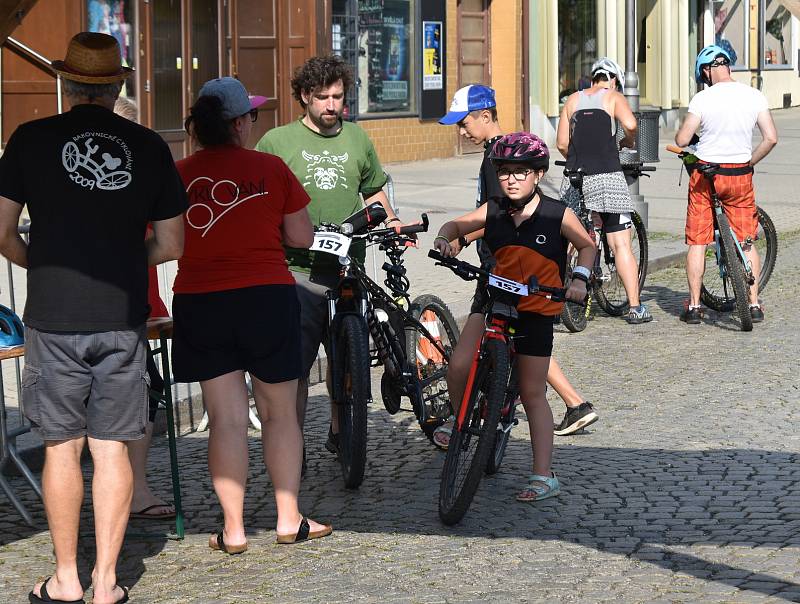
(559, 170), (633, 214)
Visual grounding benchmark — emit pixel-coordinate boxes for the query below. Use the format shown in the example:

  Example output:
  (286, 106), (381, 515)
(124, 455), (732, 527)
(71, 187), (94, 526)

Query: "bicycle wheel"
(701, 206), (778, 310)
(716, 214), (753, 331)
(594, 211), (648, 316)
(405, 295), (459, 426)
(485, 364), (518, 475)
(561, 245), (589, 332)
(439, 339), (509, 525)
(334, 314), (371, 488)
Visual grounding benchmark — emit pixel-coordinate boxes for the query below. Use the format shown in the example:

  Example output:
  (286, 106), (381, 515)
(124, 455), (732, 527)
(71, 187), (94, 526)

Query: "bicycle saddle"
(489, 301), (518, 321)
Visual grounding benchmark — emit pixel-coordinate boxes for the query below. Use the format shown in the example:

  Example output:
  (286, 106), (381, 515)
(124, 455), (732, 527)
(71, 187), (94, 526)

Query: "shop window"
(763, 0), (793, 67)
(86, 1), (136, 100)
(357, 0), (416, 116)
(712, 0), (747, 68)
(557, 0), (598, 104)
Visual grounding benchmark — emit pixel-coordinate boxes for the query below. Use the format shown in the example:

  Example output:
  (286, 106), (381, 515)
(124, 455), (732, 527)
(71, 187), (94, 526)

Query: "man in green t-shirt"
(257, 55), (411, 458)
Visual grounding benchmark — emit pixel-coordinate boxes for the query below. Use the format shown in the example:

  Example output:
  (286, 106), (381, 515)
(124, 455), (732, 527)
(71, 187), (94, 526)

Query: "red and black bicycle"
(428, 250), (577, 525)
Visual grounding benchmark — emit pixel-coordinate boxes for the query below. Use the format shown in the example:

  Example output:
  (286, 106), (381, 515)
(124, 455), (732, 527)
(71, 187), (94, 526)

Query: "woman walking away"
(172, 77), (331, 552)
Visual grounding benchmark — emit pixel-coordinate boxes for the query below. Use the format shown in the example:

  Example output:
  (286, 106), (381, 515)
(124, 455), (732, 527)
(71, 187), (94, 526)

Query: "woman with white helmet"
(556, 57), (652, 325)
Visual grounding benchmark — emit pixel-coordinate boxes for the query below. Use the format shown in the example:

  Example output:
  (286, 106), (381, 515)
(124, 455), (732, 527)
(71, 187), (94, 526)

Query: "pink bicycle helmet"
(488, 132), (549, 171)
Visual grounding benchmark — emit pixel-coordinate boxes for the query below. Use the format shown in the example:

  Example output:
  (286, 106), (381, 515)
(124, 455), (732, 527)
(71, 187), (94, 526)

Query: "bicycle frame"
(702, 170), (753, 281)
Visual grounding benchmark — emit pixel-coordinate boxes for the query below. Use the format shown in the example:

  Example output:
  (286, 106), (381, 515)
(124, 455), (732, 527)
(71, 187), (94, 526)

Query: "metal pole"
(624, 0), (648, 228)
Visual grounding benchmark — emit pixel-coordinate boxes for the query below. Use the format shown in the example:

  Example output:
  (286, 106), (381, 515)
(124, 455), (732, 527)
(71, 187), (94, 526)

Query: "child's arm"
(433, 205), (488, 258)
(560, 208), (595, 302)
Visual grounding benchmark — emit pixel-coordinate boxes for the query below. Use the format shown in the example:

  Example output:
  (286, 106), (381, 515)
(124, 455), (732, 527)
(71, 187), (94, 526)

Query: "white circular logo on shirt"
(536, 234), (547, 245)
(61, 133), (133, 191)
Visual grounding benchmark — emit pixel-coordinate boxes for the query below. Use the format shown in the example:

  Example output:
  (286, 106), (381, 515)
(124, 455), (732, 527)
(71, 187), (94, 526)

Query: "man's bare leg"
(547, 357), (585, 408)
(743, 243), (761, 305)
(686, 244), (707, 306)
(88, 437), (133, 604)
(127, 422), (173, 516)
(30, 438), (86, 602)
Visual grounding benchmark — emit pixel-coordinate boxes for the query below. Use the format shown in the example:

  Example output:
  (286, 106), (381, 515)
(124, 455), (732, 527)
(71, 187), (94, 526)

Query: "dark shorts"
(22, 326), (149, 441)
(511, 312), (556, 357)
(469, 282), (490, 316)
(596, 211), (633, 234)
(293, 270), (340, 379)
(172, 285), (301, 384)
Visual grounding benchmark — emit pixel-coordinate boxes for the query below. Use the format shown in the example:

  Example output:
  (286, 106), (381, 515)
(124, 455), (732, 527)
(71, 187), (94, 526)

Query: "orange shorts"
(686, 163), (758, 246)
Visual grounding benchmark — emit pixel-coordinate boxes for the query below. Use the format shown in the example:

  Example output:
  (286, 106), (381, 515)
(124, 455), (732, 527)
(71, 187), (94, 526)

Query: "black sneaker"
(680, 307), (702, 324)
(750, 306), (765, 323)
(553, 402), (599, 436)
(325, 427), (339, 455)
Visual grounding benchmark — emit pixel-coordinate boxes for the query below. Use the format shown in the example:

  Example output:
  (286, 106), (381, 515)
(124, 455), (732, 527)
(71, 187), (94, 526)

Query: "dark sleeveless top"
(565, 89), (623, 176)
(483, 192), (568, 316)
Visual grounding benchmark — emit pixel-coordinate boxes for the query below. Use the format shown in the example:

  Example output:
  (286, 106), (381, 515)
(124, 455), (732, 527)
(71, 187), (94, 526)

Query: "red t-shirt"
(173, 145), (310, 293)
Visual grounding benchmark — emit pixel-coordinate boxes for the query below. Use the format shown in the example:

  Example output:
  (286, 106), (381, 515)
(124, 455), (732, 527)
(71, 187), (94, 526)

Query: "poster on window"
(87, 0), (135, 97)
(359, 0), (411, 113)
(423, 21), (442, 90)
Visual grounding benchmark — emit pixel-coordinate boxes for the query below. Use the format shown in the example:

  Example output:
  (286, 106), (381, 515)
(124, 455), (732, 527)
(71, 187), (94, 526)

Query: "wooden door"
(1, 0), (82, 143)
(457, 0), (490, 154)
(279, 0), (315, 124)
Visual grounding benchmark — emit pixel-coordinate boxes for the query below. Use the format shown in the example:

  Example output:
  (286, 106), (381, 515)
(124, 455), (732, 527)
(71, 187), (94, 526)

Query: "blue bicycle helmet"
(695, 44), (732, 85)
(0, 304), (24, 347)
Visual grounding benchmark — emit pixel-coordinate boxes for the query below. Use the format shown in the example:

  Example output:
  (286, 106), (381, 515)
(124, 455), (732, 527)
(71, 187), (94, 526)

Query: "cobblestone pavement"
(1, 231), (799, 603)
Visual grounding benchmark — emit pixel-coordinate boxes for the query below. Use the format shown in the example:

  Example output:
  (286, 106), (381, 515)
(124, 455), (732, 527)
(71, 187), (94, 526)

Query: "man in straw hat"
(0, 32), (187, 604)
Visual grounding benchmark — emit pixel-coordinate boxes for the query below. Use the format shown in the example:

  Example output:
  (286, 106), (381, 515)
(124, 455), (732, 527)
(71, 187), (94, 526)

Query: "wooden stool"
(0, 344), (42, 526)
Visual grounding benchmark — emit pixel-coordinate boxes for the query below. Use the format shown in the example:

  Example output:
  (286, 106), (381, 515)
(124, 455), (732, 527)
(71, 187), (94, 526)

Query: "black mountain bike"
(667, 145), (778, 329)
(428, 250), (576, 525)
(314, 204), (458, 488)
(556, 160), (653, 332)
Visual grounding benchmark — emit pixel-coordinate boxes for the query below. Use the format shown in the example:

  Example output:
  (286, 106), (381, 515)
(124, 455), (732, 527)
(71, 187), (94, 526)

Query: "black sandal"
(208, 529), (248, 554)
(276, 517), (333, 544)
(28, 577), (85, 603)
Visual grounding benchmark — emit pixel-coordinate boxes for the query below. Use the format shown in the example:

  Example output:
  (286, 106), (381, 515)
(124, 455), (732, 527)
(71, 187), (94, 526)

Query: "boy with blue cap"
(433, 85), (599, 448)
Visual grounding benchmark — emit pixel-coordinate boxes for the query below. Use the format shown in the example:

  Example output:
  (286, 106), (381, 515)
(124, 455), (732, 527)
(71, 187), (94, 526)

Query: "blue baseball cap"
(438, 84), (496, 125)
(198, 77), (267, 120)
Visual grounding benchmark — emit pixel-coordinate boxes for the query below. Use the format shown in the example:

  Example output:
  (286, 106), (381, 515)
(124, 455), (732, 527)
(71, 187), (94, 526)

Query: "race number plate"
(311, 232), (351, 257)
(488, 274), (529, 296)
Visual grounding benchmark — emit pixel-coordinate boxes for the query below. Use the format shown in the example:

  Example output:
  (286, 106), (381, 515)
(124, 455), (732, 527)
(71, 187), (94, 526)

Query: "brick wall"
(358, 0), (459, 164)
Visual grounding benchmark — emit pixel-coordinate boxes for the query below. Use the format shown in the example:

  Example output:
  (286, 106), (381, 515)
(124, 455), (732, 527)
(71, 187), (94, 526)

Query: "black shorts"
(511, 312), (555, 358)
(172, 284), (301, 384)
(596, 211), (633, 234)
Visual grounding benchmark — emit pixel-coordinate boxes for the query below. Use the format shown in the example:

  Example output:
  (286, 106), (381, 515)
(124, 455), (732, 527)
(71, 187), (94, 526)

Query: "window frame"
(761, 0), (795, 70)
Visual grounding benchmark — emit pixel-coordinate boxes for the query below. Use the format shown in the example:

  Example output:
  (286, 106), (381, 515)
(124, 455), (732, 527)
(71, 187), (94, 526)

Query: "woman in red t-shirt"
(172, 77), (331, 550)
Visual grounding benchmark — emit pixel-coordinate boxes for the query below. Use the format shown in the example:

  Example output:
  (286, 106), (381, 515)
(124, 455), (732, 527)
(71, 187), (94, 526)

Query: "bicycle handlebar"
(665, 144), (685, 156)
(427, 249), (576, 302)
(553, 159), (655, 174)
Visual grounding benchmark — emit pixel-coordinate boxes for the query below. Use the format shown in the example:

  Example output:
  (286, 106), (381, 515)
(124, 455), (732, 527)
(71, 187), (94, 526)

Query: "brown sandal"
(208, 530), (247, 554)
(276, 517), (332, 544)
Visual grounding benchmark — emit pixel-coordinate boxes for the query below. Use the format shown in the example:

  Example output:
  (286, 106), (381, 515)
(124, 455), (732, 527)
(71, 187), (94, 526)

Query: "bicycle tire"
(334, 314), (371, 488)
(717, 213), (753, 331)
(405, 295), (459, 424)
(701, 206), (778, 311)
(560, 245), (589, 332)
(594, 210), (648, 316)
(485, 364), (518, 475)
(439, 338), (508, 525)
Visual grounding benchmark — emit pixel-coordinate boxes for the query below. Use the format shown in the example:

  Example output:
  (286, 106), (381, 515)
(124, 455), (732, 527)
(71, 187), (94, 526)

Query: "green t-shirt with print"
(256, 118), (387, 274)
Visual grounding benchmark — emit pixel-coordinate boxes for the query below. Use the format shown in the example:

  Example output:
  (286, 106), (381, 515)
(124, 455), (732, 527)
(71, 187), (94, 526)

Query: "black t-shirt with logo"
(475, 138), (504, 269)
(0, 104), (188, 331)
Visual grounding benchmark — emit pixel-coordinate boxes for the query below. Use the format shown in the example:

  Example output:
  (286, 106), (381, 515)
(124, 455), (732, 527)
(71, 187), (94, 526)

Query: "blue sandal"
(516, 473), (560, 502)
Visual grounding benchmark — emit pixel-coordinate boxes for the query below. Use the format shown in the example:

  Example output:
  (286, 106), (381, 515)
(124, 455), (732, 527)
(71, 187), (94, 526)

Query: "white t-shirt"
(687, 81), (769, 164)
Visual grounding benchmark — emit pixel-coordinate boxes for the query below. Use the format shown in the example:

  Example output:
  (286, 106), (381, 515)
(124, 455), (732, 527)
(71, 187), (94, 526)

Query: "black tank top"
(483, 192), (568, 316)
(565, 90), (623, 176)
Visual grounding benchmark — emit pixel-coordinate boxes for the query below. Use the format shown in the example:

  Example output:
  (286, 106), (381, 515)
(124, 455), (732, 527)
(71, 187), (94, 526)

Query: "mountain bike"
(556, 160), (653, 332)
(313, 205), (457, 488)
(667, 145), (777, 318)
(428, 250), (576, 525)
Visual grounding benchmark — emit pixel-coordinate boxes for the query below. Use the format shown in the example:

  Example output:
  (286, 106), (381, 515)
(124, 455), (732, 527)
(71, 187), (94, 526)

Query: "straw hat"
(52, 32), (134, 84)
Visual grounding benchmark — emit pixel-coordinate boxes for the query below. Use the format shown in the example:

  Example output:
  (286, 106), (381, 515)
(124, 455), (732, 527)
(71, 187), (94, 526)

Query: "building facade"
(526, 0), (800, 146)
(0, 0), (524, 163)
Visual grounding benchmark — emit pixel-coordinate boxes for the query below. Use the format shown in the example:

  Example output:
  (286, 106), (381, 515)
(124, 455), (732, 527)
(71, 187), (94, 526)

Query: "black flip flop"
(208, 529), (247, 554)
(129, 503), (176, 520)
(28, 577), (85, 604)
(276, 517), (333, 544)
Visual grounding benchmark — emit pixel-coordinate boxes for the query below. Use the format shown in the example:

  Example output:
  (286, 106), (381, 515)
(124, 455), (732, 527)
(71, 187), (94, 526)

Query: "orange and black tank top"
(483, 192), (568, 316)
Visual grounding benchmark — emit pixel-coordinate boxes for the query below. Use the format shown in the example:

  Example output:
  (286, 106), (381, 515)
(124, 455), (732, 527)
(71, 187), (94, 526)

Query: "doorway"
(457, 0), (490, 154)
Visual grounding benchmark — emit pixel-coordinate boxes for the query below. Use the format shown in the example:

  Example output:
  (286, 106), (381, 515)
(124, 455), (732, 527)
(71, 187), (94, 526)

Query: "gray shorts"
(22, 326), (149, 441)
(293, 269), (339, 379)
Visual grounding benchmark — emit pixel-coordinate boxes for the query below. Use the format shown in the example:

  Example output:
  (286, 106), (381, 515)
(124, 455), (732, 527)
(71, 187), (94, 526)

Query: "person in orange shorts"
(675, 44), (777, 324)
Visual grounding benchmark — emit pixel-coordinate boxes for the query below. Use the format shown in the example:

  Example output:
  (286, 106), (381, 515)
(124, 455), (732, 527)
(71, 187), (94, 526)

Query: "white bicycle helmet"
(590, 57), (625, 91)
